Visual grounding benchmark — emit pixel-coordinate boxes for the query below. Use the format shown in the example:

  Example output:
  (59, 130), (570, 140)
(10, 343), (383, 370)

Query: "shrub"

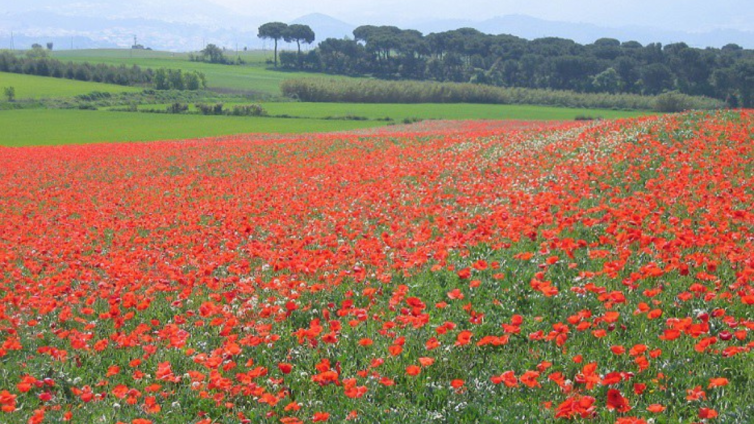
(3, 86), (15, 102)
(195, 103), (224, 115)
(0, 51), (206, 90)
(229, 104), (267, 117)
(76, 91), (113, 102)
(652, 91), (695, 112)
(323, 114), (368, 121)
(167, 102), (189, 114)
(281, 78), (725, 111)
(574, 115), (602, 121)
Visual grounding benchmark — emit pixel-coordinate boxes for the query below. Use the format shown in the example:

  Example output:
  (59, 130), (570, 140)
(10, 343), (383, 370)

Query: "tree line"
(281, 78), (724, 112)
(0, 50), (206, 91)
(257, 22), (315, 67)
(0, 49), (152, 86)
(278, 25), (754, 107)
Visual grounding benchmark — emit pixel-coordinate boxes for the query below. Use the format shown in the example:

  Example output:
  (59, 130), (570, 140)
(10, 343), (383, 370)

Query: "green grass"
(0, 109), (381, 147)
(52, 48), (270, 62)
(52, 49), (352, 96)
(124, 102), (649, 121)
(0, 50), (651, 147)
(0, 102), (650, 147)
(260, 102), (649, 121)
(0, 72), (140, 99)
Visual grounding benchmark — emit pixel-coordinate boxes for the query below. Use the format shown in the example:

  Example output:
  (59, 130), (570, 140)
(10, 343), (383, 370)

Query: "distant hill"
(1, 6), (752, 51)
(3, 0), (254, 28)
(410, 14), (754, 49)
(0, 0), (263, 51)
(290, 13), (355, 42)
(289, 13), (754, 49)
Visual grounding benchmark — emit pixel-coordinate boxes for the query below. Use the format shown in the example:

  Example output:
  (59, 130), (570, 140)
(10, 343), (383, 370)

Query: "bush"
(574, 115), (602, 121)
(167, 102), (189, 114)
(281, 78), (725, 111)
(3, 86), (15, 102)
(0, 51), (207, 90)
(323, 114), (369, 121)
(229, 104), (266, 116)
(652, 91), (695, 112)
(76, 91), (113, 102)
(195, 103), (224, 115)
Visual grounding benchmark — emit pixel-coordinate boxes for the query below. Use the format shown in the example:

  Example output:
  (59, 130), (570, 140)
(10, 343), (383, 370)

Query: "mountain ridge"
(1, 8), (752, 51)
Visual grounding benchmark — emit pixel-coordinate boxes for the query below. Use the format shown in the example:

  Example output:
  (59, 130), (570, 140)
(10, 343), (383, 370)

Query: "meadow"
(0, 48), (671, 146)
(0, 103), (646, 146)
(0, 72), (140, 99)
(194, 102), (647, 121)
(0, 110), (751, 424)
(0, 109), (378, 146)
(51, 49), (350, 96)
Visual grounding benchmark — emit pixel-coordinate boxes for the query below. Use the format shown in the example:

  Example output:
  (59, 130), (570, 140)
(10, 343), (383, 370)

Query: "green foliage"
(154, 68), (169, 90)
(50, 48), (349, 96)
(306, 25), (754, 103)
(258, 22), (290, 67)
(74, 91), (112, 101)
(196, 44), (229, 64)
(283, 24), (316, 69)
(402, 116), (422, 124)
(26, 44), (49, 59)
(194, 102), (267, 117)
(184, 71), (203, 90)
(195, 102), (224, 115)
(166, 102), (189, 114)
(652, 91), (695, 112)
(1, 52), (206, 92)
(153, 68), (205, 91)
(168, 69), (184, 90)
(574, 114), (602, 121)
(285, 24), (315, 47)
(0, 72), (140, 100)
(591, 68), (621, 94)
(3, 86), (15, 102)
(281, 78), (724, 111)
(279, 50), (320, 71)
(202, 44), (225, 64)
(733, 60), (754, 107)
(229, 104), (267, 116)
(0, 51), (152, 86)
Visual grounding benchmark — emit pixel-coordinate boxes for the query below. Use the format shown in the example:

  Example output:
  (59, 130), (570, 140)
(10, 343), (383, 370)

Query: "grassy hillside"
(52, 49), (351, 96)
(0, 72), (140, 99)
(0, 109), (379, 147)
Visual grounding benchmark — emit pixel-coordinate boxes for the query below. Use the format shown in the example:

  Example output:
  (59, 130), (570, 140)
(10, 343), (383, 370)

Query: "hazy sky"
(209, 0), (753, 32)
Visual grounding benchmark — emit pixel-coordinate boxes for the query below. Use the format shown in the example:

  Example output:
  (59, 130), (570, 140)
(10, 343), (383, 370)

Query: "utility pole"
(9, 31), (14, 50)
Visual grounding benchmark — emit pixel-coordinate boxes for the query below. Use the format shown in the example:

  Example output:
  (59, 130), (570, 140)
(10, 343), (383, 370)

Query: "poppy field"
(0, 111), (752, 423)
